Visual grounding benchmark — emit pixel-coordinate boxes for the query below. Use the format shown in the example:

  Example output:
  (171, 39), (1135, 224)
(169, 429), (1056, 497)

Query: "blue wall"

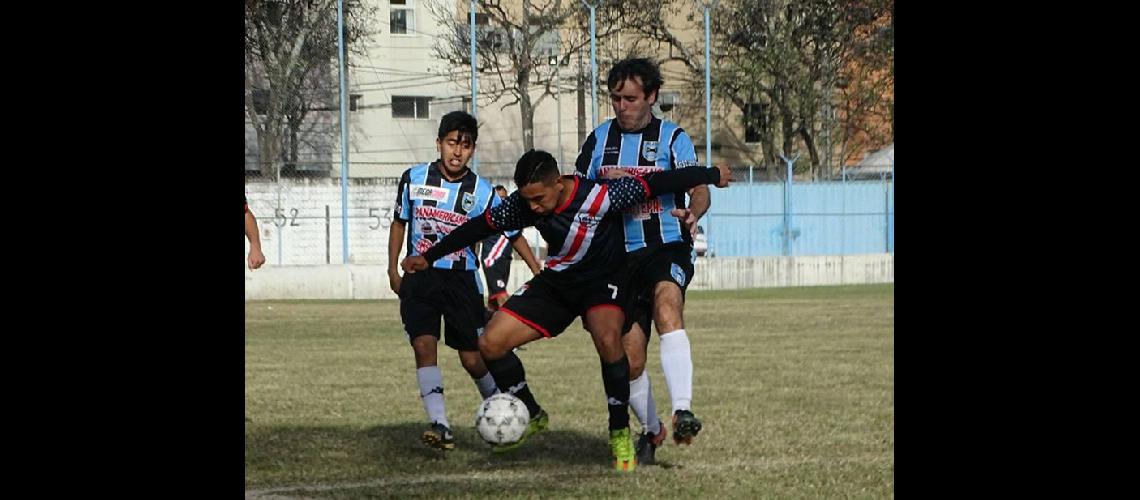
(701, 180), (893, 257)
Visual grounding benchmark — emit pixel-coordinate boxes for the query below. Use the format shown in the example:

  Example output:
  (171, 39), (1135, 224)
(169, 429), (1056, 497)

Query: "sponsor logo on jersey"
(411, 184), (451, 202)
(461, 192), (476, 212)
(575, 213), (601, 227)
(599, 165), (664, 177)
(641, 141), (658, 161)
(675, 160), (700, 168)
(630, 199), (663, 221)
(420, 221), (435, 235)
(415, 206), (469, 226)
(671, 263), (687, 286)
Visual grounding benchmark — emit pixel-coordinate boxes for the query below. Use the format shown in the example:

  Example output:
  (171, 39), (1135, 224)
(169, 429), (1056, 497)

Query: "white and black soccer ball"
(474, 393), (530, 445)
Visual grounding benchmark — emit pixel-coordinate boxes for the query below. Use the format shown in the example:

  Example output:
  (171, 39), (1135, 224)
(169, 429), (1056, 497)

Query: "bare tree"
(245, 0), (376, 178)
(428, 0), (635, 151)
(621, 0), (893, 178)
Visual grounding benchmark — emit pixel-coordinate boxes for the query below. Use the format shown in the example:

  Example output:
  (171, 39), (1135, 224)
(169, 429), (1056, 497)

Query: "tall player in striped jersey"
(388, 111), (541, 451)
(402, 150), (733, 471)
(576, 58), (708, 465)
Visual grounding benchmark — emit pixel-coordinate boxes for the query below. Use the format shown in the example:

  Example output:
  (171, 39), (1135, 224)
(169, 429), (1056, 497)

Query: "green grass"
(246, 284), (893, 498)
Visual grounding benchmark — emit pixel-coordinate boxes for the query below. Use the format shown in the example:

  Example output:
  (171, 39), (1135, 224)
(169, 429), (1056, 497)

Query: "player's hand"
(670, 208), (699, 236)
(401, 256), (429, 273)
(604, 168), (632, 180)
(248, 248), (266, 270)
(387, 268), (402, 294)
(713, 163), (734, 188)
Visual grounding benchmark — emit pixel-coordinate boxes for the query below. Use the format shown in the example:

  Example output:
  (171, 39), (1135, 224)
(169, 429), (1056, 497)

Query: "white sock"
(472, 371), (498, 399)
(659, 329), (693, 413)
(629, 372), (661, 435)
(417, 366), (448, 427)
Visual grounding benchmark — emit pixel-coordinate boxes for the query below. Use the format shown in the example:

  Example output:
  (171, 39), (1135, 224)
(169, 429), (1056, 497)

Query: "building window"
(390, 0), (414, 35)
(392, 96), (431, 119)
(349, 94), (363, 111)
(743, 102), (767, 144)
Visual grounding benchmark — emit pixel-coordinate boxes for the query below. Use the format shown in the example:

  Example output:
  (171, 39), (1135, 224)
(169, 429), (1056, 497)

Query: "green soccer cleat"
(610, 427), (637, 472)
(492, 409), (549, 453)
(422, 422), (455, 451)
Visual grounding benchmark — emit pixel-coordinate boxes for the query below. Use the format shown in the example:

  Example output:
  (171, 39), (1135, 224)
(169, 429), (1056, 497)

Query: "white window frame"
(389, 0), (416, 37)
(392, 95), (431, 120)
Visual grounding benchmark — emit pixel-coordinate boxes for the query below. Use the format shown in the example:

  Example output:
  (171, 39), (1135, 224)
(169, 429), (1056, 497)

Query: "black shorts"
(399, 268), (486, 351)
(498, 273), (629, 338)
(483, 261), (511, 304)
(623, 242), (696, 336)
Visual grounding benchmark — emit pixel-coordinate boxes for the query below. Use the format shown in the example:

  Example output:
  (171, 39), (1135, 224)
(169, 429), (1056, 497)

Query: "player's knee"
(478, 335), (508, 360)
(627, 356), (646, 379)
(411, 335), (436, 354)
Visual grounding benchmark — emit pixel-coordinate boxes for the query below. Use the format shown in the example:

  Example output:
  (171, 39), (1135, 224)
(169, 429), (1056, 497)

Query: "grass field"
(245, 284), (893, 498)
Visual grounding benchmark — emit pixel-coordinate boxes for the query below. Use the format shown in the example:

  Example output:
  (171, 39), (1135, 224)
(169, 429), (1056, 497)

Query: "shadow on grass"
(246, 421), (615, 488)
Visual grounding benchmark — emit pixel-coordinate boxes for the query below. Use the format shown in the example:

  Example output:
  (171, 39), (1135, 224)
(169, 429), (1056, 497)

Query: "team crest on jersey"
(411, 184), (451, 202)
(461, 192), (476, 212)
(641, 141), (659, 161)
(670, 263), (687, 286)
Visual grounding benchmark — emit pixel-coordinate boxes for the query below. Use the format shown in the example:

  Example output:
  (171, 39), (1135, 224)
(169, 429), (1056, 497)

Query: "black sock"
(485, 351), (542, 417)
(600, 355), (631, 431)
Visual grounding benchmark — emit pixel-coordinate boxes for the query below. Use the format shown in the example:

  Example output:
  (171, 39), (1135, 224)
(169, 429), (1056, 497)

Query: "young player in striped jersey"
(576, 58), (709, 464)
(402, 149), (733, 471)
(388, 111), (541, 451)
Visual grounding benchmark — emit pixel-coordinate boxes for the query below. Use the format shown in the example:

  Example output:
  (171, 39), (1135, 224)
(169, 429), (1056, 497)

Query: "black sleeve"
(423, 215), (498, 263)
(605, 166), (721, 212)
(644, 166), (720, 196)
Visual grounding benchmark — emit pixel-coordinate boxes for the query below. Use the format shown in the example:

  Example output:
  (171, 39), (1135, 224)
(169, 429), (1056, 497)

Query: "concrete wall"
(245, 253), (893, 300)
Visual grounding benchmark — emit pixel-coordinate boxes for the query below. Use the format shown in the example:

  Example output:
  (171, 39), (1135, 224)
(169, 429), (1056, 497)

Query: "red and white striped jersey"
(485, 175), (651, 286)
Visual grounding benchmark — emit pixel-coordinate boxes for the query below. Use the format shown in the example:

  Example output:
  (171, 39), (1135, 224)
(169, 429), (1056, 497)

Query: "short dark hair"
(494, 185), (507, 192)
(607, 58), (664, 99)
(438, 111), (478, 144)
(513, 150), (560, 187)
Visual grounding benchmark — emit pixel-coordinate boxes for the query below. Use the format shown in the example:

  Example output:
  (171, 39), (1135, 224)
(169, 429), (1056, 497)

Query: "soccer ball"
(474, 393), (530, 445)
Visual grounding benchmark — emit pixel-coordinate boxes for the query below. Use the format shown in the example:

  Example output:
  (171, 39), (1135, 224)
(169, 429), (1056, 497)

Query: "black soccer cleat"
(635, 423), (668, 465)
(422, 422), (455, 451)
(672, 410), (702, 445)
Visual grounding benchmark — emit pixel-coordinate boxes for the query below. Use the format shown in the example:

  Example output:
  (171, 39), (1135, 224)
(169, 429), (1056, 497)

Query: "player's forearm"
(423, 216), (496, 263)
(388, 220), (406, 274)
(245, 212), (262, 250)
(688, 185), (711, 220)
(511, 235), (542, 275)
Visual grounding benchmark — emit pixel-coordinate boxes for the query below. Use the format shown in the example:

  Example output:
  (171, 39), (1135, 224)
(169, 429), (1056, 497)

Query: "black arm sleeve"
(423, 215), (498, 263)
(643, 166), (720, 196)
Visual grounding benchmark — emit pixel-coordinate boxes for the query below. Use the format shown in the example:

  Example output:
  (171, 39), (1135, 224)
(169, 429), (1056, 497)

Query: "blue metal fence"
(702, 177), (894, 257)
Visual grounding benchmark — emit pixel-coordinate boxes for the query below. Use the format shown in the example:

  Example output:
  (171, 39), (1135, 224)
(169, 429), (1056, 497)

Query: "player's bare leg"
(653, 281), (702, 445)
(457, 349), (497, 399)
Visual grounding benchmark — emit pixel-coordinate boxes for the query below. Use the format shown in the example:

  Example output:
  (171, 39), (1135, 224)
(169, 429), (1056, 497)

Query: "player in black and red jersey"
(402, 150), (732, 471)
